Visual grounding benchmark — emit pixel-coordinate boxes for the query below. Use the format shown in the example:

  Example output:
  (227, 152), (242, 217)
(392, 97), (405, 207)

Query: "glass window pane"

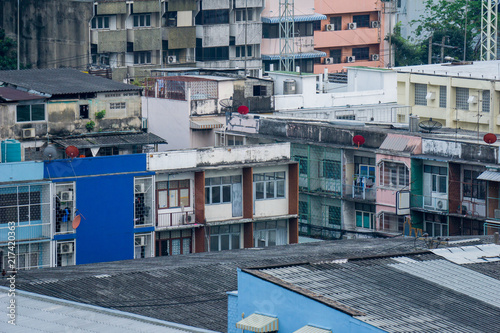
(276, 172), (285, 179)
(158, 191), (168, 208)
(255, 182), (264, 199)
(205, 187), (210, 204)
(169, 180), (179, 188)
(220, 225), (230, 233)
(17, 105), (31, 122)
(179, 180), (189, 188)
(221, 234), (230, 250)
(171, 239), (181, 255)
(211, 177), (221, 185)
(182, 238), (191, 254)
(231, 234), (240, 249)
(363, 213), (370, 228)
(232, 175), (241, 183)
(253, 174), (264, 181)
(266, 181), (275, 198)
(180, 188), (189, 207)
(230, 224), (240, 232)
(212, 186), (221, 203)
(31, 104), (45, 121)
(169, 189), (178, 207)
(146, 15), (150, 26)
(356, 211), (362, 227)
(277, 180), (285, 198)
(268, 230), (276, 246)
(210, 235), (219, 251)
(439, 176), (447, 193)
(222, 185), (231, 202)
(222, 176), (231, 184)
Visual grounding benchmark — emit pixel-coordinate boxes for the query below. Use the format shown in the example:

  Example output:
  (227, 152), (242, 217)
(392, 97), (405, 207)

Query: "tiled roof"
(0, 87), (45, 102)
(1, 236), (494, 332)
(254, 247), (500, 333)
(0, 68), (142, 95)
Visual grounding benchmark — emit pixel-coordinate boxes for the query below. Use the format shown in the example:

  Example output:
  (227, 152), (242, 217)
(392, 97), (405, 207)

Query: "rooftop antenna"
(279, 0), (295, 72)
(481, 0), (498, 60)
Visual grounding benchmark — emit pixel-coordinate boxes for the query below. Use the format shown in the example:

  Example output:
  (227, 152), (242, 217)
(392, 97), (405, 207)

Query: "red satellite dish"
(66, 145), (80, 158)
(353, 135), (365, 148)
(484, 133), (497, 144)
(237, 105), (249, 115)
(72, 215), (81, 229)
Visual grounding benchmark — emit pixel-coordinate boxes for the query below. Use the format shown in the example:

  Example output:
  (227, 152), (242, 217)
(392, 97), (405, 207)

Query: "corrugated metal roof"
(389, 258), (500, 308)
(262, 51), (327, 61)
(236, 313), (278, 332)
(431, 244), (500, 264)
(262, 14), (327, 24)
(52, 132), (166, 148)
(478, 170), (500, 181)
(379, 133), (421, 153)
(190, 118), (223, 130)
(0, 68), (142, 95)
(293, 325), (331, 333)
(0, 87), (45, 102)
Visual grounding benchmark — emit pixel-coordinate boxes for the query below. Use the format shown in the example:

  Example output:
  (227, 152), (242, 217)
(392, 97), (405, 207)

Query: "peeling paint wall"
(422, 139), (498, 164)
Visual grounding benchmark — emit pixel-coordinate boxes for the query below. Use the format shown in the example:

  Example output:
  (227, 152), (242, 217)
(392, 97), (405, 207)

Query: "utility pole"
(428, 37), (432, 64)
(481, 0), (498, 61)
(278, 0), (294, 72)
(382, 0), (396, 68)
(244, 0), (248, 75)
(431, 37), (458, 63)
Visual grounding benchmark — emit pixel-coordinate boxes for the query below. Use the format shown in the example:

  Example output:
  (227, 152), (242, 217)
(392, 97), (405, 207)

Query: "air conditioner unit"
(186, 213), (195, 224)
(468, 95), (477, 104)
(135, 183), (145, 193)
(346, 56), (356, 63)
(370, 54), (380, 61)
(325, 24), (335, 31)
(325, 57), (334, 64)
(426, 92), (436, 100)
(167, 55), (177, 64)
(434, 198), (448, 211)
(135, 235), (146, 246)
(348, 22), (357, 30)
(370, 21), (380, 28)
(495, 209), (500, 219)
(59, 243), (74, 254)
(23, 128), (35, 138)
(60, 191), (73, 201)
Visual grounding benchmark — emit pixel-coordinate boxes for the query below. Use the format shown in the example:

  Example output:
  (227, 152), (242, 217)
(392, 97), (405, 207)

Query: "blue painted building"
(44, 154), (154, 266)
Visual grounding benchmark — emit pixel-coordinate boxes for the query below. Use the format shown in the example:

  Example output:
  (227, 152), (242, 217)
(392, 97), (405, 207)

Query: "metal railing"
(342, 184), (376, 201)
(157, 211), (195, 228)
(0, 222), (51, 243)
(411, 194), (450, 213)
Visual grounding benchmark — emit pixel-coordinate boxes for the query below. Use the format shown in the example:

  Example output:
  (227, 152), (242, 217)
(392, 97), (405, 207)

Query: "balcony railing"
(157, 211), (196, 228)
(0, 222), (51, 243)
(343, 183), (376, 201)
(411, 194), (449, 213)
(298, 176), (342, 196)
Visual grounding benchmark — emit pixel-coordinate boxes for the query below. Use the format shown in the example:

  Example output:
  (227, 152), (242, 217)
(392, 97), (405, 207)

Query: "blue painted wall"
(233, 269), (385, 333)
(0, 161), (44, 182)
(46, 154), (153, 265)
(227, 291), (239, 333)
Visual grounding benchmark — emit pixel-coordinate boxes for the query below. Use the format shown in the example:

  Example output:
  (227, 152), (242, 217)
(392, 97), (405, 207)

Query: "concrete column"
(288, 163), (299, 244)
(194, 171), (205, 252)
(243, 167), (253, 248)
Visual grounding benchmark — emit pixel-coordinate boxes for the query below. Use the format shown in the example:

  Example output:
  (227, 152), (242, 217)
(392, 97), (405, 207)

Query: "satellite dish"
(418, 118), (442, 133)
(484, 133), (497, 144)
(42, 145), (57, 160)
(237, 105), (249, 115)
(65, 145), (80, 159)
(72, 215), (81, 229)
(353, 135), (365, 148)
(219, 98), (233, 109)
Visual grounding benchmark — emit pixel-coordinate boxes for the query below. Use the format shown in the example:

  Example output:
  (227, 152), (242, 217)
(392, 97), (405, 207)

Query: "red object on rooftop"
(72, 215), (81, 229)
(484, 133), (497, 144)
(353, 135), (365, 148)
(65, 145), (80, 158)
(237, 105), (249, 115)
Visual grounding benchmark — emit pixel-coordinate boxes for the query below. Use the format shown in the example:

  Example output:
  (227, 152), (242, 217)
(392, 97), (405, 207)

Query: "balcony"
(299, 175), (341, 196)
(314, 28), (379, 48)
(157, 211), (196, 228)
(343, 183), (376, 201)
(0, 222), (51, 244)
(411, 194), (449, 214)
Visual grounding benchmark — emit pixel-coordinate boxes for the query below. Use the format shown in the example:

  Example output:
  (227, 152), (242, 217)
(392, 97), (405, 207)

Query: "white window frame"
(205, 176), (241, 205)
(379, 161), (409, 188)
(92, 16), (110, 29)
(253, 172), (286, 200)
(133, 14), (151, 27)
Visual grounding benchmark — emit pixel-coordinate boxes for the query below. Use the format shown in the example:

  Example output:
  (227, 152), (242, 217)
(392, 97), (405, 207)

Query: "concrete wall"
(1, 0), (93, 69)
(422, 138), (498, 164)
(0, 161), (44, 181)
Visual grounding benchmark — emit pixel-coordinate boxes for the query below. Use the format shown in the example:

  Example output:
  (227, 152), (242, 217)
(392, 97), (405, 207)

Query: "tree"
(0, 29), (17, 70)
(412, 0), (482, 61)
(385, 23), (426, 66)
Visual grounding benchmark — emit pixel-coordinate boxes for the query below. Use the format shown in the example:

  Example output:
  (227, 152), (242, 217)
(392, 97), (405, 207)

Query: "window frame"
(439, 85), (447, 108)
(352, 47), (369, 60)
(463, 168), (486, 200)
(91, 16), (110, 29)
(133, 14), (151, 27)
(455, 87), (469, 110)
(353, 14), (370, 28)
(16, 104), (45, 122)
(205, 176), (241, 205)
(414, 83), (427, 106)
(253, 172), (286, 200)
(379, 161), (409, 188)
(134, 51), (151, 64)
(157, 179), (190, 209)
(482, 90), (490, 113)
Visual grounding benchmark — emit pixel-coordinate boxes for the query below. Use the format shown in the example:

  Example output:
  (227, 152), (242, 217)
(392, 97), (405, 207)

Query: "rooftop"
(1, 236), (495, 332)
(0, 86), (45, 102)
(395, 60), (500, 81)
(0, 68), (142, 95)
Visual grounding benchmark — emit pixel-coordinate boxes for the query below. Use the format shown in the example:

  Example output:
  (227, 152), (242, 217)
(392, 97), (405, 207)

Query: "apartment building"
(314, 1), (386, 74)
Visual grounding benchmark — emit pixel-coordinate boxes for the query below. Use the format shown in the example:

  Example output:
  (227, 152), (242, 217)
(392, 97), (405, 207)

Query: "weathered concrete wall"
(422, 138), (498, 164)
(1, 0), (93, 69)
(233, 78), (273, 113)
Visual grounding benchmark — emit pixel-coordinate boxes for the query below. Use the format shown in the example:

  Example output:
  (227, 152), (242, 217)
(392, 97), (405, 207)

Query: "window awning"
(478, 170), (500, 182)
(236, 314), (278, 332)
(190, 118), (223, 130)
(294, 325), (332, 333)
(262, 51), (327, 61)
(262, 14), (327, 24)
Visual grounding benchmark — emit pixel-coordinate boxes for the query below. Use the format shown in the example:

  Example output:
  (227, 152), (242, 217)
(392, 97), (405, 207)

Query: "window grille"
(456, 87), (469, 110)
(439, 86), (447, 108)
(414, 83), (427, 106)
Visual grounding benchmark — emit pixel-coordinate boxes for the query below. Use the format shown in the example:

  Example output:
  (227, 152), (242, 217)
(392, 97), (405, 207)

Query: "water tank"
(1, 139), (22, 163)
(283, 79), (296, 95)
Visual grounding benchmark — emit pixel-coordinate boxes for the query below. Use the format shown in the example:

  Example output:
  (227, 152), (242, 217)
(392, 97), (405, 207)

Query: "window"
(380, 213), (405, 233)
(156, 230), (191, 256)
(227, 134), (244, 146)
(482, 90), (490, 113)
(353, 14), (370, 28)
(424, 165), (447, 194)
(79, 105), (89, 119)
(133, 14), (151, 27)
(294, 22), (314, 37)
(55, 183), (75, 234)
(456, 87), (469, 110)
(196, 9), (229, 25)
(424, 213), (448, 237)
(355, 203), (375, 229)
(110, 102), (126, 109)
(253, 85), (267, 97)
(134, 233), (152, 259)
(323, 159), (341, 179)
(254, 220), (287, 247)
(262, 23), (279, 38)
(379, 161), (409, 188)
(329, 16), (342, 31)
(439, 86), (447, 108)
(91, 16), (109, 29)
(329, 49), (342, 63)
(134, 177), (153, 226)
(134, 51), (151, 64)
(167, 12), (177, 27)
(414, 83), (427, 106)
(295, 156), (308, 175)
(299, 200), (308, 223)
(352, 47), (369, 60)
(0, 187), (41, 224)
(57, 241), (75, 267)
(254, 172), (286, 200)
(210, 225), (240, 251)
(16, 104), (45, 122)
(205, 176), (241, 204)
(463, 169), (486, 200)
(235, 45), (252, 58)
(196, 46), (229, 61)
(328, 206), (341, 225)
(235, 9), (252, 22)
(157, 180), (190, 209)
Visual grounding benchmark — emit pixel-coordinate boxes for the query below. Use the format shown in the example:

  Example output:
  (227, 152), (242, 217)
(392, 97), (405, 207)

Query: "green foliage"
(95, 109), (106, 119)
(385, 23), (425, 66)
(0, 29), (17, 70)
(86, 120), (95, 132)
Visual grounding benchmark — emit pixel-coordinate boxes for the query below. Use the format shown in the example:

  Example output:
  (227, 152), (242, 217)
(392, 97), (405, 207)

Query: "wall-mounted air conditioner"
(185, 213), (195, 224)
(135, 235), (146, 246)
(347, 22), (357, 30)
(60, 191), (73, 201)
(325, 24), (335, 31)
(434, 198), (448, 211)
(23, 128), (35, 138)
(370, 21), (380, 28)
(370, 54), (380, 61)
(325, 57), (334, 64)
(167, 55), (177, 64)
(59, 243), (74, 254)
(346, 56), (356, 63)
(135, 183), (145, 193)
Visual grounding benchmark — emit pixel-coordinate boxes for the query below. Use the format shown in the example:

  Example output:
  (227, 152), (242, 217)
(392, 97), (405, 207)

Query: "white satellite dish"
(42, 145), (57, 160)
